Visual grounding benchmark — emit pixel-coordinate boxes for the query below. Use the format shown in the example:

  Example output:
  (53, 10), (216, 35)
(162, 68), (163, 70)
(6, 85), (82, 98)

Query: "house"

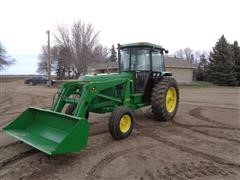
(165, 57), (196, 84)
(89, 57), (195, 84)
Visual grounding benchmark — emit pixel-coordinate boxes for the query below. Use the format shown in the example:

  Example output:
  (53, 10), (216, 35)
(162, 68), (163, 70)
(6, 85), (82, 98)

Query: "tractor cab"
(118, 42), (169, 93)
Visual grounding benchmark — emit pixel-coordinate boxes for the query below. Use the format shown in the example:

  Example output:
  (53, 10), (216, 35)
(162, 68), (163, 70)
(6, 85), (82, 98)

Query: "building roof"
(165, 57), (196, 69)
(89, 57), (196, 70)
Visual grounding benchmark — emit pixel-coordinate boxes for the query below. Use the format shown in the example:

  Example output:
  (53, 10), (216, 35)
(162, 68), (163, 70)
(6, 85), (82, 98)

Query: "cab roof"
(120, 42), (163, 50)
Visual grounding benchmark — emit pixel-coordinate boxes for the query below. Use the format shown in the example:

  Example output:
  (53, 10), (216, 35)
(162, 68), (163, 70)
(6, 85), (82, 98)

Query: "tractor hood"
(78, 72), (133, 83)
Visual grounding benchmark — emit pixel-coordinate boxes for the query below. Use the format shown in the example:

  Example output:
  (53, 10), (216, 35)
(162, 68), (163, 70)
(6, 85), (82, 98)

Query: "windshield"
(120, 48), (150, 71)
(131, 49), (150, 71)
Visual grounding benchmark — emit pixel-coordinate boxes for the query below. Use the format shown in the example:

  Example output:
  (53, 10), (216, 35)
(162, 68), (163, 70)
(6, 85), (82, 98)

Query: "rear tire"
(108, 106), (134, 140)
(151, 77), (179, 121)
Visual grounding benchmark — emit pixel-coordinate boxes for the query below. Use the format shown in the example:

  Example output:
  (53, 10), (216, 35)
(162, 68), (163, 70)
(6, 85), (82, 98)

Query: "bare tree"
(0, 42), (15, 71)
(55, 20), (100, 77)
(174, 49), (184, 59)
(56, 47), (73, 79)
(38, 20), (107, 78)
(92, 45), (109, 63)
(54, 24), (74, 78)
(37, 45), (58, 75)
(194, 51), (201, 64)
(183, 48), (194, 63)
(174, 47), (194, 64)
(37, 46), (48, 74)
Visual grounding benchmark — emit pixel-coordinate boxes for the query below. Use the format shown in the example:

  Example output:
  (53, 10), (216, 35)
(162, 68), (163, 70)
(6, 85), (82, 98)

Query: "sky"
(0, 0), (239, 74)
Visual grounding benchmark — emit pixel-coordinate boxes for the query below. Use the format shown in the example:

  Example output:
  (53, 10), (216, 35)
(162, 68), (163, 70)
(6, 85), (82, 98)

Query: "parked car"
(24, 76), (55, 85)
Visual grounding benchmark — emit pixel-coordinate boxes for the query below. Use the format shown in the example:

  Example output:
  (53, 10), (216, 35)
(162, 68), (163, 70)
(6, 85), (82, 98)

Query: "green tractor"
(4, 42), (179, 155)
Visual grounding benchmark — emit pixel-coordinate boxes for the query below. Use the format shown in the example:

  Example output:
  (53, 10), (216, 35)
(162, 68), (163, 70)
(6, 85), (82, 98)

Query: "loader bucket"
(3, 107), (89, 155)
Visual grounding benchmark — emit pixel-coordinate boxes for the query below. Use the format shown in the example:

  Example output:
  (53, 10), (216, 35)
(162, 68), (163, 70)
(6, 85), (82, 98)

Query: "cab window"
(120, 49), (130, 71)
(152, 51), (164, 72)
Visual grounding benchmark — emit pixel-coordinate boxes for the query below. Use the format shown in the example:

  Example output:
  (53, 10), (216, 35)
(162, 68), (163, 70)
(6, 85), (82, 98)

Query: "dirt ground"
(0, 79), (239, 180)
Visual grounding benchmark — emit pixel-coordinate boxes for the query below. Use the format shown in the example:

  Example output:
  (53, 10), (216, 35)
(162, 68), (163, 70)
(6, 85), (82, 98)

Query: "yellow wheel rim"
(119, 114), (131, 133)
(166, 87), (177, 113)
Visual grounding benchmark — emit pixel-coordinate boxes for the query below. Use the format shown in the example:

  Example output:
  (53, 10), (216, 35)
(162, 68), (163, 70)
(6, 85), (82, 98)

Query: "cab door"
(130, 49), (151, 93)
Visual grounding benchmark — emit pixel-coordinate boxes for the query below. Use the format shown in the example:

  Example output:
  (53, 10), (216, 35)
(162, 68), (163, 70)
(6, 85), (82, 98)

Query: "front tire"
(108, 106), (134, 140)
(151, 77), (179, 121)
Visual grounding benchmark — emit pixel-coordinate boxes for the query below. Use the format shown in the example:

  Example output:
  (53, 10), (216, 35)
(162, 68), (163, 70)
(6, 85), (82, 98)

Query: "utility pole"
(46, 30), (51, 86)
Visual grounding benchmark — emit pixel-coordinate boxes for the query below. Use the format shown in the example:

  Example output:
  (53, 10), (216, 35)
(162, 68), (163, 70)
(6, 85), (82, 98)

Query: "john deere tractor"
(4, 42), (179, 155)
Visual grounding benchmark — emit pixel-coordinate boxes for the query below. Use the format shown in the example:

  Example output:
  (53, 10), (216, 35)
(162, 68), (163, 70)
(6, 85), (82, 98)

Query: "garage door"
(166, 68), (193, 84)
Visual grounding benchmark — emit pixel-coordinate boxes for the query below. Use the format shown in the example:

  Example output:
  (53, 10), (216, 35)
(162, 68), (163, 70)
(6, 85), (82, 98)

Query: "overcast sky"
(0, 0), (239, 74)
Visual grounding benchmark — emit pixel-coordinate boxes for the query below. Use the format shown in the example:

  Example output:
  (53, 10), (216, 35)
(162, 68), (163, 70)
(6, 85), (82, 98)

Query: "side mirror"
(165, 50), (169, 54)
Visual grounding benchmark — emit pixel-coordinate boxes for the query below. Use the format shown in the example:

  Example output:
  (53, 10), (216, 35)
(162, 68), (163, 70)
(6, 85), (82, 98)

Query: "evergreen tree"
(231, 41), (240, 86)
(109, 45), (117, 62)
(207, 35), (237, 86)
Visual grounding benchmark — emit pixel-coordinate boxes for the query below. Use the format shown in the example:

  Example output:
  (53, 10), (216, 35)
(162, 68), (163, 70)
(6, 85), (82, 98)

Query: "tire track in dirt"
(136, 119), (240, 144)
(181, 101), (239, 110)
(138, 126), (240, 169)
(0, 141), (23, 151)
(143, 161), (235, 180)
(11, 154), (74, 180)
(172, 121), (240, 144)
(139, 108), (240, 143)
(171, 123), (238, 130)
(87, 144), (154, 178)
(139, 107), (240, 131)
(189, 107), (240, 129)
(0, 149), (38, 170)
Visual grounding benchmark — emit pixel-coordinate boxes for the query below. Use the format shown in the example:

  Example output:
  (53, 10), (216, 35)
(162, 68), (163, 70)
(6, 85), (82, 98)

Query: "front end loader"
(4, 42), (179, 155)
